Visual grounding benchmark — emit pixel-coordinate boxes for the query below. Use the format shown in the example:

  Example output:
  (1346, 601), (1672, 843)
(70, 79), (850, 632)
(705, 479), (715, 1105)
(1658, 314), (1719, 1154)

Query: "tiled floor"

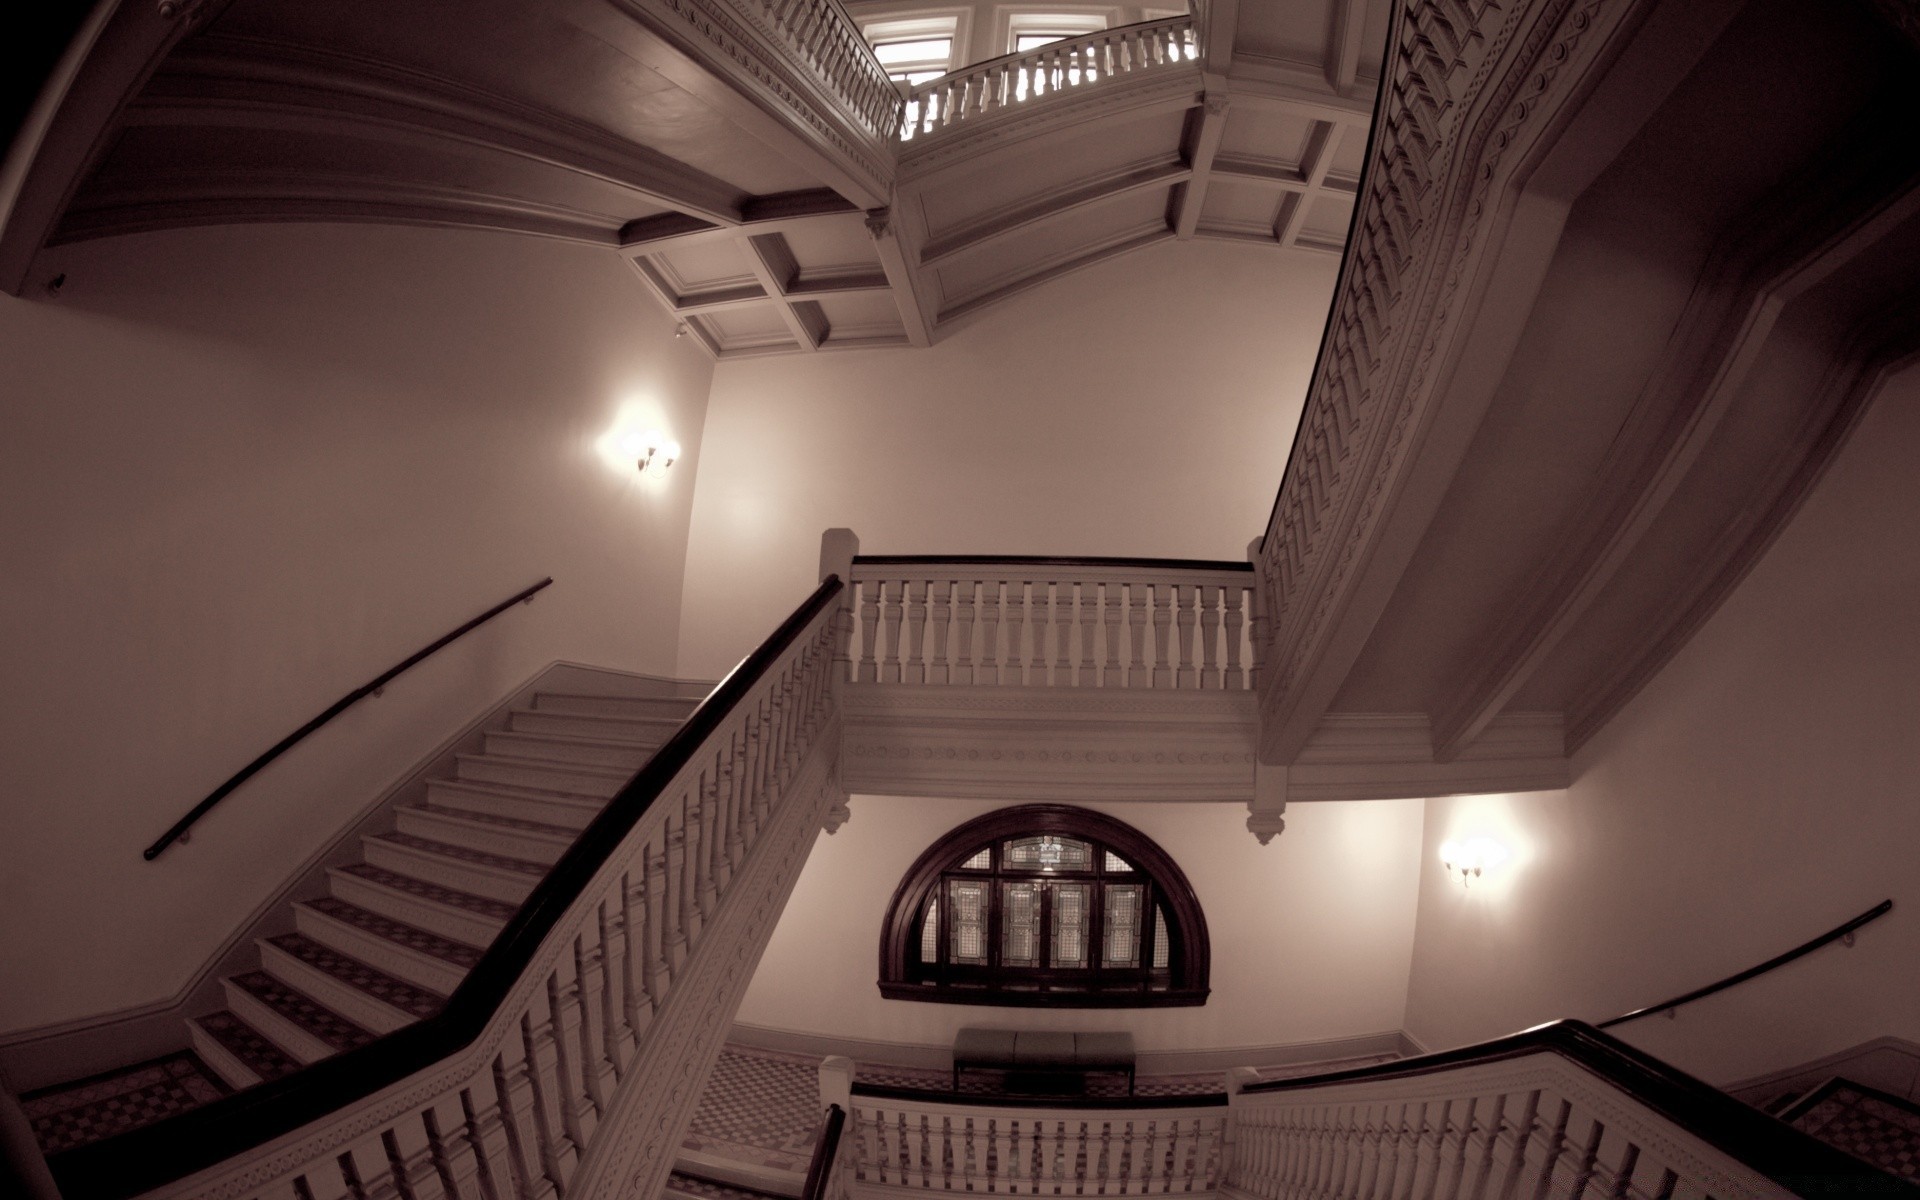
(1790, 1080), (1920, 1184)
(20, 1052), (230, 1155)
(680, 1043), (1399, 1174)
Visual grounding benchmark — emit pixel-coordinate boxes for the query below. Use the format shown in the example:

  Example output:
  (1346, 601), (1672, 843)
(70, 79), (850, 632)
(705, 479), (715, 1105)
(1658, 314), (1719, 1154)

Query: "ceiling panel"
(654, 239), (756, 292)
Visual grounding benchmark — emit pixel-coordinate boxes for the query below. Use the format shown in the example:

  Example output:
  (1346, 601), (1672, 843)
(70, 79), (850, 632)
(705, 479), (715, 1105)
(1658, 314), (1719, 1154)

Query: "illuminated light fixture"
(1438, 836), (1509, 889)
(636, 432), (681, 478)
(1038, 836), (1062, 871)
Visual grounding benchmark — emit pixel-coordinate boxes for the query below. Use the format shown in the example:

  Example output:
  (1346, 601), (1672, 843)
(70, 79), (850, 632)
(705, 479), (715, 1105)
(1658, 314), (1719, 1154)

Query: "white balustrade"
(848, 1091), (1226, 1196)
(902, 16), (1197, 141)
(743, 0), (904, 140)
(151, 592), (846, 1200)
(847, 560), (1256, 690)
(1225, 1050), (1798, 1200)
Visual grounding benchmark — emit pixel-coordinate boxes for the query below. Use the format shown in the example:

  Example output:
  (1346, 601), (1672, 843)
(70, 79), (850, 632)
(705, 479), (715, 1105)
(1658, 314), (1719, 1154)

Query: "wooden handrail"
(52, 577), (847, 1200)
(904, 15), (1193, 102)
(1237, 1020), (1915, 1196)
(854, 554), (1251, 572)
(1597, 898), (1892, 1028)
(850, 1081), (1227, 1109)
(800, 1103), (847, 1200)
(142, 577), (553, 861)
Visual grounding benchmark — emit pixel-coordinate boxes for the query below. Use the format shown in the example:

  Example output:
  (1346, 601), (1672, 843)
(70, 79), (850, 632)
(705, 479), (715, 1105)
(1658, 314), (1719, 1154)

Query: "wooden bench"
(952, 1028), (1136, 1095)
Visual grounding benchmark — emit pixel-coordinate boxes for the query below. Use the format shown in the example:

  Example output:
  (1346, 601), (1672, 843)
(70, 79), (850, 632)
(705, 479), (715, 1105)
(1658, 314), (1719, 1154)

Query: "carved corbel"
(1247, 761), (1286, 845)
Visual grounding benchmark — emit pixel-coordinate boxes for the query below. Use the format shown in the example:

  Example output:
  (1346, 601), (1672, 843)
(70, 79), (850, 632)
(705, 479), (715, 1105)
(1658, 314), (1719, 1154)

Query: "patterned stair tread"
(22, 1051), (230, 1155)
(338, 862), (519, 919)
(305, 896), (484, 967)
(375, 831), (548, 875)
(665, 1173), (792, 1200)
(267, 932), (446, 1018)
(414, 801), (584, 838)
(1789, 1080), (1920, 1183)
(231, 971), (373, 1052)
(196, 1011), (302, 1082)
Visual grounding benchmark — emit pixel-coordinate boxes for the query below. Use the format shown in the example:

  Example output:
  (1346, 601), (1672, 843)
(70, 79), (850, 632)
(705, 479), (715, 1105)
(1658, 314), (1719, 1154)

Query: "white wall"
(676, 238), (1338, 678)
(0, 223), (712, 1034)
(738, 795), (1422, 1053)
(1402, 368), (1920, 1084)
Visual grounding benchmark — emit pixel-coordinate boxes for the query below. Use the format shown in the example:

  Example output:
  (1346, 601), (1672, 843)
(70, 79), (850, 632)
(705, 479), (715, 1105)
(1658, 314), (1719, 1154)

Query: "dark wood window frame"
(878, 805), (1210, 1008)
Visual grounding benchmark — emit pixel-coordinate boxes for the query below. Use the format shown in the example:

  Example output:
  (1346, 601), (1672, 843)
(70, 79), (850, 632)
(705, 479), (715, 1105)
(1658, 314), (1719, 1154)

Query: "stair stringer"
(0, 663), (712, 1092)
(568, 728), (845, 1200)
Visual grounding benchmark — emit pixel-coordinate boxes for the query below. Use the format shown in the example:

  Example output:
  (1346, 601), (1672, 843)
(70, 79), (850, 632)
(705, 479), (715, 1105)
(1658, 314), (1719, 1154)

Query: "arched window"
(878, 805), (1209, 1007)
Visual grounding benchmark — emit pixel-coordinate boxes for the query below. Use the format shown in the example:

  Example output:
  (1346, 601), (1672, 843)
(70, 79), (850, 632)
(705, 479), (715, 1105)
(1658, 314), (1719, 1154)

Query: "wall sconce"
(1439, 836), (1509, 888)
(636, 433), (681, 478)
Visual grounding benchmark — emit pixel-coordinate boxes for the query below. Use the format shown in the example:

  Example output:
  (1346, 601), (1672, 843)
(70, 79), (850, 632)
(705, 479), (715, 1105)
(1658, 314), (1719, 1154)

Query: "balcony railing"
(901, 16), (1198, 142)
(845, 555), (1257, 690)
(749, 0), (904, 141)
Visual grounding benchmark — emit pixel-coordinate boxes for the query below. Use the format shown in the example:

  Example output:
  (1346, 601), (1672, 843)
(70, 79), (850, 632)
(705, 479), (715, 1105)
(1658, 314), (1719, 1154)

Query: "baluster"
(1224, 587), (1247, 689)
(1197, 585), (1222, 689)
(927, 580), (952, 683)
(489, 1044), (555, 1200)
(1127, 583), (1151, 688)
(1072, 582), (1095, 686)
(697, 769), (722, 922)
(399, 1107), (465, 1200)
(977, 580), (1002, 683)
(725, 730), (749, 871)
(616, 868), (647, 1053)
(882, 579), (905, 683)
(1003, 580), (1026, 685)
(540, 967), (595, 1150)
(573, 920), (617, 1112)
(458, 1078), (523, 1200)
(1151, 583), (1174, 687)
(1052, 580), (1075, 686)
(905, 579), (929, 682)
(858, 579), (881, 682)
(519, 1006), (579, 1191)
(681, 790), (706, 945)
(337, 1132), (405, 1200)
(660, 809), (689, 973)
(1030, 581), (1051, 687)
(952, 580), (977, 683)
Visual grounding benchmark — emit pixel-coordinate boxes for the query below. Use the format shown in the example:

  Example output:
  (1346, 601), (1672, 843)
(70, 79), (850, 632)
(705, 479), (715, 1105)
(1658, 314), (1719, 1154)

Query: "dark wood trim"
(877, 804), (1210, 1008)
(50, 578), (847, 1200)
(1598, 899), (1891, 1029)
(850, 1082), (1228, 1109)
(1239, 1020), (1917, 1197)
(143, 577), (554, 861)
(800, 1103), (846, 1200)
(854, 555), (1252, 572)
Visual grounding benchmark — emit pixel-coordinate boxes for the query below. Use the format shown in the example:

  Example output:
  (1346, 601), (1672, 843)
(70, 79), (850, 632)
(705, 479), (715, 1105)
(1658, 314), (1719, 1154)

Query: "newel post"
(819, 1054), (855, 1111)
(1219, 1066), (1260, 1179)
(822, 528), (859, 692)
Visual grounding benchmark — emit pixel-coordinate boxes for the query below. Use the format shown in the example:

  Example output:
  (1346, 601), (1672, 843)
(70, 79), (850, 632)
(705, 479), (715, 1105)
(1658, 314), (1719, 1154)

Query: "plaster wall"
(738, 795), (1422, 1052)
(676, 238), (1339, 679)
(0, 224), (712, 1034)
(1401, 369), (1920, 1084)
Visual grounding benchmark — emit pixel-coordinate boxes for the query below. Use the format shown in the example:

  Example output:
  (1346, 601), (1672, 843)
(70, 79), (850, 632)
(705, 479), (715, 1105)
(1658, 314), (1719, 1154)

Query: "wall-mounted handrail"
(800, 1103), (847, 1200)
(142, 577), (554, 861)
(1236, 1019), (1912, 1195)
(54, 577), (846, 1200)
(1598, 898), (1892, 1029)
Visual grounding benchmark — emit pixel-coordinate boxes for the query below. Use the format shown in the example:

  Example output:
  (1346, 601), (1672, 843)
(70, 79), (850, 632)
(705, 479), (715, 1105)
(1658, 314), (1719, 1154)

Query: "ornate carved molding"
(1252, 0), (1636, 757)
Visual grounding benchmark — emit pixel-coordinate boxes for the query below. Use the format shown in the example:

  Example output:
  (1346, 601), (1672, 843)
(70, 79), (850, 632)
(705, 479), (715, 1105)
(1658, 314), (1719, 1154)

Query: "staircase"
(37, 688), (703, 1131)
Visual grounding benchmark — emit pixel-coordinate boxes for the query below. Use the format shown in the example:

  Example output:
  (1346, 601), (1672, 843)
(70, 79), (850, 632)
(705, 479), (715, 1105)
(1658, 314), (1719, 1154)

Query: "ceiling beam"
(938, 228), (1174, 327)
(1173, 94), (1231, 240)
(1326, 0), (1371, 96)
(1203, 0), (1240, 73)
(1429, 174), (1920, 764)
(920, 161), (1189, 266)
(741, 232), (823, 351)
(1273, 121), (1343, 248)
(618, 191), (860, 254)
(864, 209), (933, 346)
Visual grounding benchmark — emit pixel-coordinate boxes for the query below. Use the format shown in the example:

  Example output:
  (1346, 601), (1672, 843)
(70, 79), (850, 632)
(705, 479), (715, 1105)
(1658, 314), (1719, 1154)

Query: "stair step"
(424, 777), (601, 830)
(508, 707), (684, 743)
(665, 1173), (797, 1200)
(295, 897), (479, 994)
(530, 692), (699, 721)
(484, 729), (659, 769)
(395, 803), (579, 865)
(224, 971), (371, 1063)
(456, 752), (629, 798)
(361, 831), (543, 903)
(329, 862), (513, 948)
(261, 933), (444, 1034)
(190, 1011), (301, 1090)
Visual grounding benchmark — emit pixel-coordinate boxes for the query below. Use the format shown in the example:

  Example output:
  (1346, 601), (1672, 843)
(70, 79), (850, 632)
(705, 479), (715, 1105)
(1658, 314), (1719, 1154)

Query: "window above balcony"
(878, 805), (1210, 1007)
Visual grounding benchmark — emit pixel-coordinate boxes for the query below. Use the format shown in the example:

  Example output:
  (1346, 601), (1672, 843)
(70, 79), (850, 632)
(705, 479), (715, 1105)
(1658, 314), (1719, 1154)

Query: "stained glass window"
(887, 806), (1207, 1007)
(948, 879), (988, 965)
